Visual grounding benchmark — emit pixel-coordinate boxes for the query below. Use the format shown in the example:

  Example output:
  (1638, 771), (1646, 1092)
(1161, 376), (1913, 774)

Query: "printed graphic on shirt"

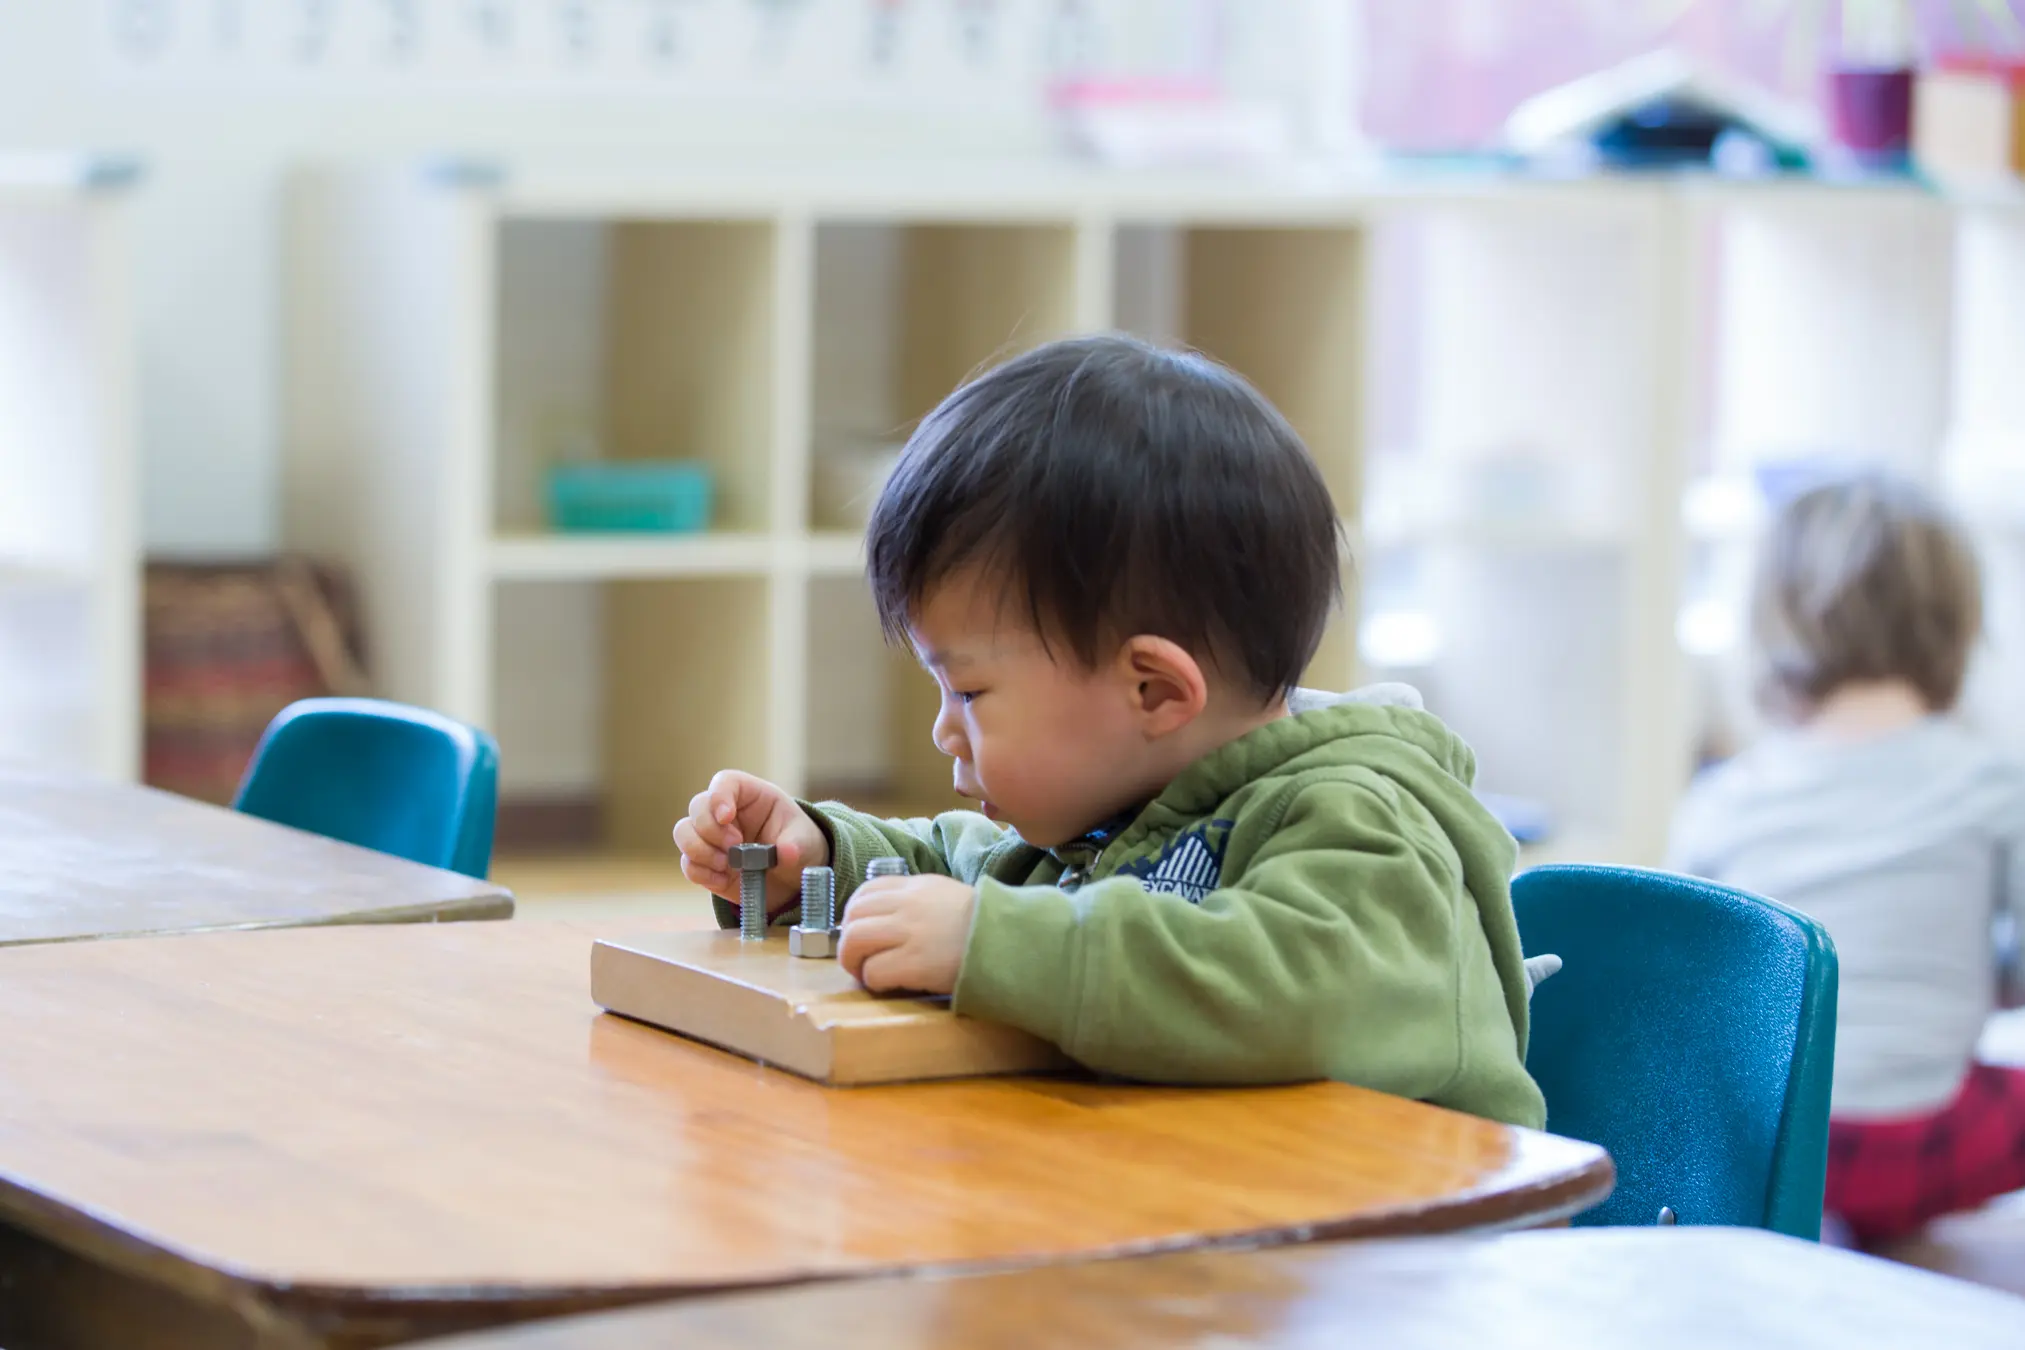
(1118, 820), (1235, 904)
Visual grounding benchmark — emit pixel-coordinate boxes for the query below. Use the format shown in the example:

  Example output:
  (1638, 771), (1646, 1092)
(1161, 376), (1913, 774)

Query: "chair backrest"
(1513, 864), (1838, 1238)
(233, 698), (499, 879)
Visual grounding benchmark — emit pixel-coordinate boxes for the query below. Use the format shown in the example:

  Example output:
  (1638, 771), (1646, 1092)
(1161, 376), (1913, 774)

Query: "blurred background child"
(1668, 472), (2025, 1247)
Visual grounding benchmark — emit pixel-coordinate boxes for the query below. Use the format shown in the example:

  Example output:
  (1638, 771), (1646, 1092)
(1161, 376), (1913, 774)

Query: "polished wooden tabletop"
(0, 919), (1610, 1349)
(0, 764), (512, 943)
(416, 1227), (2025, 1350)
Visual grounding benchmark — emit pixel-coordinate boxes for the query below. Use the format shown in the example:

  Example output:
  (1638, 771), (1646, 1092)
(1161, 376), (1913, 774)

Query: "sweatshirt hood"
(1149, 682), (1530, 1051)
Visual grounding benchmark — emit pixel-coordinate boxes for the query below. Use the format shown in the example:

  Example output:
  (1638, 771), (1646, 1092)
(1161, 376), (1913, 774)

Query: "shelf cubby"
(1366, 201), (1669, 859)
(1113, 224), (1364, 513)
(809, 220), (1080, 529)
(802, 572), (959, 816)
(491, 574), (776, 852)
(1112, 223), (1366, 694)
(493, 215), (778, 541)
(604, 575), (775, 848)
(1709, 192), (1953, 478)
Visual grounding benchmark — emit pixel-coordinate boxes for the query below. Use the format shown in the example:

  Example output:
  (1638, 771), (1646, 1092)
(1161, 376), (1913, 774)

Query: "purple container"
(1829, 66), (1915, 158)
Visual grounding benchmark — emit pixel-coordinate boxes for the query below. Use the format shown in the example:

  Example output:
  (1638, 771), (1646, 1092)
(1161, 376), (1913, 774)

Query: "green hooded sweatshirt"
(717, 685), (1546, 1128)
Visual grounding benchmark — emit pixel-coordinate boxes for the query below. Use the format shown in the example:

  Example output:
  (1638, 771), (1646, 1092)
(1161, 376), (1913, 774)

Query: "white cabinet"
(0, 156), (139, 781)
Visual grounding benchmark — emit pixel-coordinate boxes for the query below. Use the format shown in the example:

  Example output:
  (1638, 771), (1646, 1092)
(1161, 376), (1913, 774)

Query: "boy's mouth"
(957, 781), (998, 821)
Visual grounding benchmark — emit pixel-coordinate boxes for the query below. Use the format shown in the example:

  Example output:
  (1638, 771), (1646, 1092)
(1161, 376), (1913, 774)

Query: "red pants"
(1825, 1062), (2025, 1246)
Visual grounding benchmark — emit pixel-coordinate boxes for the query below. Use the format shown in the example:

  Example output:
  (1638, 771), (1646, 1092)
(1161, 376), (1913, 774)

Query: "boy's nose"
(931, 700), (966, 760)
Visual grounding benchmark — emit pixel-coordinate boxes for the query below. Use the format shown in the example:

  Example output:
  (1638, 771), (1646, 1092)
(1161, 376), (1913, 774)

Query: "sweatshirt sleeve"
(709, 801), (1018, 930)
(804, 800), (1018, 897)
(952, 778), (1468, 1095)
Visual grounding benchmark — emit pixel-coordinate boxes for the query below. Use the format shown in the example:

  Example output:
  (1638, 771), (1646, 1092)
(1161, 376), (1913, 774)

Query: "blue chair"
(234, 698), (500, 879)
(1513, 863), (1838, 1239)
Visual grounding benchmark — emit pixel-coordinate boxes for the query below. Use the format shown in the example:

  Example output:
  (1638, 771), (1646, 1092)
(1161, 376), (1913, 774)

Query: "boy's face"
(909, 571), (1157, 849)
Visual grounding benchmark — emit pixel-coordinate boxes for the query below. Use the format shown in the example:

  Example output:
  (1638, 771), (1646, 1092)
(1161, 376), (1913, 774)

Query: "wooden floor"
(494, 850), (2025, 1305)
(494, 853), (718, 926)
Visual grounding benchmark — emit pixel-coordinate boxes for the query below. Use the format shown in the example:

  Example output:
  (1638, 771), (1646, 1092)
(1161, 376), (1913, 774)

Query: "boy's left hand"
(838, 874), (976, 995)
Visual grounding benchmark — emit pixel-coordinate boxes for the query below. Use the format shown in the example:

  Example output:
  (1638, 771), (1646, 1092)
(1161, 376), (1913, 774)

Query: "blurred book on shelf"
(143, 559), (367, 805)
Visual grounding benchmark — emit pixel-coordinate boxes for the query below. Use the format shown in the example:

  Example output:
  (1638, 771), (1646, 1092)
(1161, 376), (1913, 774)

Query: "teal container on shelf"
(545, 461), (714, 533)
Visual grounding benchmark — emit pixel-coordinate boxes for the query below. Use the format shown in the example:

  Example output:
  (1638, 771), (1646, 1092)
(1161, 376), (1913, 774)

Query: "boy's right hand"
(674, 770), (829, 909)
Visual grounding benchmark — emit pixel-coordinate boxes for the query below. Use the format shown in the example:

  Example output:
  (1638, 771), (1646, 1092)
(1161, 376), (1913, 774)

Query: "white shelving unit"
(283, 160), (2025, 864)
(285, 163), (1415, 850)
(1364, 191), (1690, 864)
(0, 155), (139, 782)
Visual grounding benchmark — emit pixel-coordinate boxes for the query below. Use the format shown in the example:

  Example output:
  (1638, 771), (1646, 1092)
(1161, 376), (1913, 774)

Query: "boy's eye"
(956, 690), (983, 705)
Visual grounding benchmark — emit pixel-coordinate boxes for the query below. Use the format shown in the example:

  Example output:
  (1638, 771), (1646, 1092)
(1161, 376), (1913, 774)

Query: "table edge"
(0, 1122), (1610, 1335)
(273, 1144), (1615, 1341)
(0, 893), (517, 949)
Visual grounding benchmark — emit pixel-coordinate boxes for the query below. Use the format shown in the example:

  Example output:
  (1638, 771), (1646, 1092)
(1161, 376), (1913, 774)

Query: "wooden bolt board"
(590, 931), (1069, 1086)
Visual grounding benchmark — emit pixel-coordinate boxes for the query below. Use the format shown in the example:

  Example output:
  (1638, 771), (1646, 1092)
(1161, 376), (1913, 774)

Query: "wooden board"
(0, 764), (512, 944)
(590, 929), (1068, 1085)
(409, 1227), (2025, 1350)
(0, 919), (1611, 1349)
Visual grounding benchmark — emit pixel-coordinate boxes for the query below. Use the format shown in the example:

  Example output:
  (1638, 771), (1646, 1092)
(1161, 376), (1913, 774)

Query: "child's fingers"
(837, 914), (905, 983)
(843, 877), (902, 918)
(710, 769), (783, 836)
(679, 853), (733, 897)
(683, 790), (734, 849)
(856, 948), (919, 995)
(672, 817), (725, 871)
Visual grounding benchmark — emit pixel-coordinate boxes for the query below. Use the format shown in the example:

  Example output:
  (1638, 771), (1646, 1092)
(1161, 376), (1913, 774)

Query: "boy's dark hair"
(866, 333), (1343, 702)
(1751, 471), (1982, 717)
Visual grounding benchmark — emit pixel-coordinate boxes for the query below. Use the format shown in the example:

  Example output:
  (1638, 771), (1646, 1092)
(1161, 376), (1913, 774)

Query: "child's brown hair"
(866, 334), (1343, 704)
(1751, 471), (1982, 718)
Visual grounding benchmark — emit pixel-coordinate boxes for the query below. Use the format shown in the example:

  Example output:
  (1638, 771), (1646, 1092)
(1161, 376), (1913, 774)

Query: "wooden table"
(0, 920), (1611, 1350)
(413, 1227), (2025, 1349)
(0, 765), (512, 942)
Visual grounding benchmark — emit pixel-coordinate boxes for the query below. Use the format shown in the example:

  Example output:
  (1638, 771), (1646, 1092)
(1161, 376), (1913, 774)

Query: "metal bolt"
(791, 866), (839, 959)
(801, 865), (835, 930)
(865, 857), (910, 879)
(1656, 1206), (1677, 1226)
(728, 842), (776, 942)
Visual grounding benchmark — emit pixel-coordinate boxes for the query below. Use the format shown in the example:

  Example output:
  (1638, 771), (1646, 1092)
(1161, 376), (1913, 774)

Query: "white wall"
(0, 1), (1083, 554)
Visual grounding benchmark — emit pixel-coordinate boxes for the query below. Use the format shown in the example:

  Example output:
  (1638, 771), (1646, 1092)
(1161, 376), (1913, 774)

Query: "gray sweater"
(1668, 718), (2025, 1119)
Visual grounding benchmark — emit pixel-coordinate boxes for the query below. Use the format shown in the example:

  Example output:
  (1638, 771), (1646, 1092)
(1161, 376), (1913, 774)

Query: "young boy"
(675, 334), (1544, 1128)
(1669, 471), (2025, 1244)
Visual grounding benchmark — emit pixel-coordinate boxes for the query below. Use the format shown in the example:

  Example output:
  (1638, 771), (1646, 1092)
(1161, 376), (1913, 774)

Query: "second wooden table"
(0, 765), (513, 941)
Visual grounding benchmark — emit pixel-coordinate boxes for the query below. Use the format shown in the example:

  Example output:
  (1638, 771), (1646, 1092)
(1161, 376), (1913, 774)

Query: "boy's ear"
(1117, 635), (1208, 736)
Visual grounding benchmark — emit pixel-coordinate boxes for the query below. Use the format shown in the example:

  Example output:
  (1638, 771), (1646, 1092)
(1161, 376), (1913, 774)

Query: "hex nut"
(789, 926), (841, 959)
(727, 843), (778, 871)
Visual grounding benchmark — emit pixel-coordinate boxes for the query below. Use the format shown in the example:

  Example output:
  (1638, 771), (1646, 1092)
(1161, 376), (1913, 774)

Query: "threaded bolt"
(728, 842), (777, 942)
(800, 866), (835, 930)
(790, 865), (841, 959)
(865, 856), (910, 880)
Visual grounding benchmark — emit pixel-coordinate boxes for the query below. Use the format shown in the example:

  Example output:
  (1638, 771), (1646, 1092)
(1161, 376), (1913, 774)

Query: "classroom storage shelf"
(283, 162), (2025, 863)
(0, 156), (138, 783)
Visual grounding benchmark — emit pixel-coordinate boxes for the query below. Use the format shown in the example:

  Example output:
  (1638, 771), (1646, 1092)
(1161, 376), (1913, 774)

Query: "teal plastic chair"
(233, 698), (500, 879)
(1513, 864), (1838, 1238)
